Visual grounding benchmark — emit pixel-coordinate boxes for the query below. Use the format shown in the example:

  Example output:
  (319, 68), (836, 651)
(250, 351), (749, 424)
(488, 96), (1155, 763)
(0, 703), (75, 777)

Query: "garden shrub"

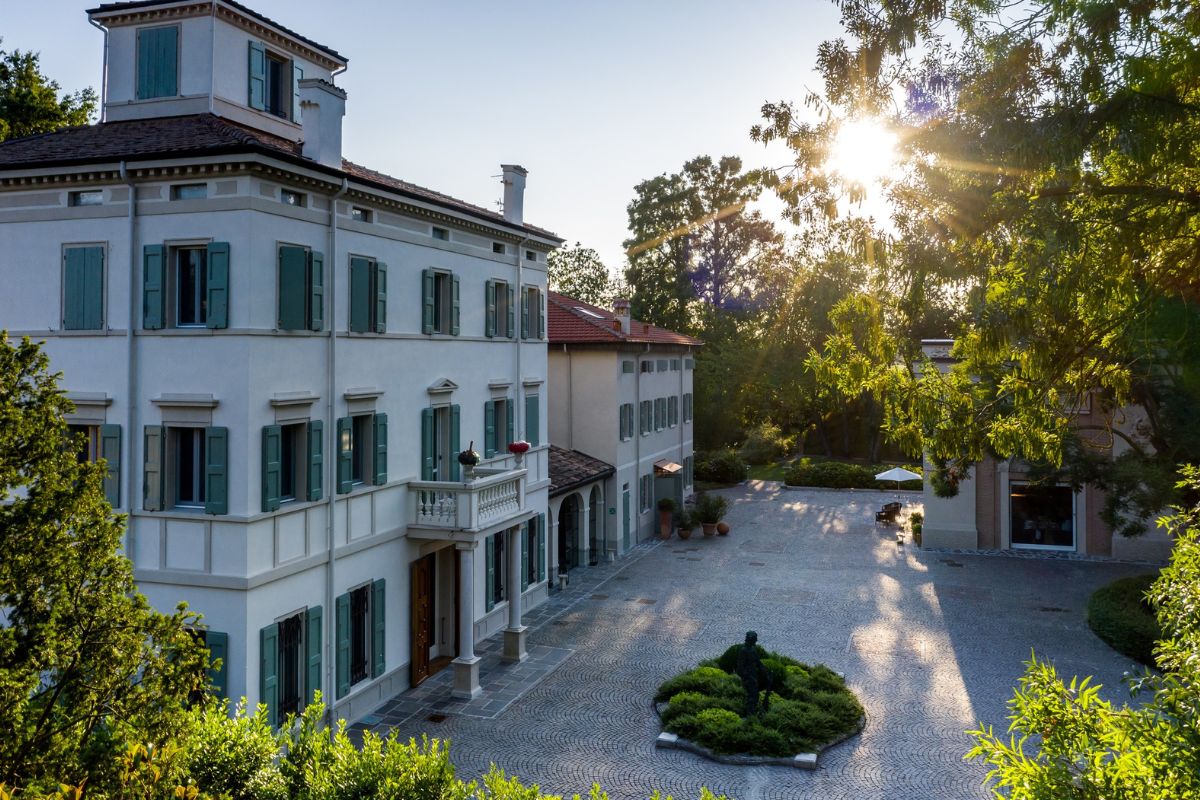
(738, 423), (791, 465)
(657, 646), (863, 757)
(783, 459), (923, 490)
(180, 700), (287, 800)
(1087, 573), (1161, 666)
(694, 449), (749, 484)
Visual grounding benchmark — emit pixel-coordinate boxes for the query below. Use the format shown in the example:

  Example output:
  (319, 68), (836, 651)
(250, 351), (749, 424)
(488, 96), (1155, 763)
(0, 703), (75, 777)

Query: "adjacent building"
(547, 293), (701, 569)
(0, 0), (562, 722)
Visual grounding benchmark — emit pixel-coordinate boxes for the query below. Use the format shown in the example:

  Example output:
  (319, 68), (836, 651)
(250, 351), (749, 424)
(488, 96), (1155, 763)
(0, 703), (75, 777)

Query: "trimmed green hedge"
(695, 449), (749, 484)
(784, 459), (923, 490)
(1087, 573), (1162, 666)
(656, 646), (863, 757)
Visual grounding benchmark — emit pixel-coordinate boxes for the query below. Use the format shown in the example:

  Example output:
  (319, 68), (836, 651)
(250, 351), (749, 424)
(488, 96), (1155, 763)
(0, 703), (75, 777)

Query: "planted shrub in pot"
(657, 497), (677, 540)
(457, 441), (481, 477)
(678, 508), (698, 540)
(696, 493), (728, 537)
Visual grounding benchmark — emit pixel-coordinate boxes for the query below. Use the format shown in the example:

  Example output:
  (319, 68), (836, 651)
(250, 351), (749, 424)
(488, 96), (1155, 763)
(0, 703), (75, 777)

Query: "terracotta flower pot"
(702, 523), (717, 537)
(659, 510), (673, 539)
(678, 527), (694, 540)
(717, 521), (730, 536)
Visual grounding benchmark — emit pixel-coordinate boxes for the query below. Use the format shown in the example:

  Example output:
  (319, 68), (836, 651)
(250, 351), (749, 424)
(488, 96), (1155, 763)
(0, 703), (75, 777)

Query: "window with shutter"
(205, 630), (229, 699)
(525, 393), (539, 446)
(485, 536), (495, 612)
(62, 245), (104, 330)
(137, 25), (178, 100)
(305, 606), (321, 703)
(449, 405), (461, 481)
(259, 623), (279, 725)
(336, 417), (353, 493)
(335, 593), (351, 698)
(204, 426), (228, 515)
(371, 580), (385, 678)
(262, 424), (282, 512)
(99, 424), (121, 507)
(143, 245), (166, 330)
(143, 425), (164, 510)
(372, 413), (388, 485)
(307, 419), (323, 501)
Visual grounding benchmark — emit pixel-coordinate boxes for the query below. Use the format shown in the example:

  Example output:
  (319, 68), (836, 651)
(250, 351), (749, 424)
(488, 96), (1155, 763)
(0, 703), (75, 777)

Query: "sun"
(825, 118), (899, 189)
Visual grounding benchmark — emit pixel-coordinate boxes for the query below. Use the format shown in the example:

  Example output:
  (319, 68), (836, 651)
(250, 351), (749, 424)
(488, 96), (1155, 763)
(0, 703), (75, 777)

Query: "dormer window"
(136, 25), (179, 100)
(248, 42), (301, 121)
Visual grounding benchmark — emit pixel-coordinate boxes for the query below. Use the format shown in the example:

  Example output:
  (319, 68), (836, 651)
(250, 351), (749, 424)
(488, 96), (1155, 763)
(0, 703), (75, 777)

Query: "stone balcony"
(408, 467), (528, 539)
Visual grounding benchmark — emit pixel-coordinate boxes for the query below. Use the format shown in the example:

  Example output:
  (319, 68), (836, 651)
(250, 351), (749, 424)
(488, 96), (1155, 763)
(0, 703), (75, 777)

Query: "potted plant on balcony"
(508, 439), (530, 466)
(657, 497), (676, 540)
(696, 493), (728, 537)
(678, 508), (698, 540)
(457, 441), (481, 479)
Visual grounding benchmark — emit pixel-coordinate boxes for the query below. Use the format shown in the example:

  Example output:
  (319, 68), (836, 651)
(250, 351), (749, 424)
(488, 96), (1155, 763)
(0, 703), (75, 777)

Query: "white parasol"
(875, 467), (922, 488)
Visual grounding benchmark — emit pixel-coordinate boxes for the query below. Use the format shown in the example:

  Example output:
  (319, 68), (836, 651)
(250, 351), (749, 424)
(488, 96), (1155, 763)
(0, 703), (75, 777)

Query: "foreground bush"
(656, 647), (863, 757)
(1087, 574), (1161, 667)
(738, 423), (791, 465)
(783, 459), (922, 490)
(694, 449), (748, 484)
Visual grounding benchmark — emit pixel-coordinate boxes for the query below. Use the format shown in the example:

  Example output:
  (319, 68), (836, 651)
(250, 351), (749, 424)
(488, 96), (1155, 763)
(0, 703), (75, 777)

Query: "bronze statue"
(735, 630), (772, 717)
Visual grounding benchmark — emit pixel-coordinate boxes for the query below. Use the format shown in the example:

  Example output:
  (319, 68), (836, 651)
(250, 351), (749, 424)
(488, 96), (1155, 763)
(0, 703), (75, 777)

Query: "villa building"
(547, 293), (701, 570)
(918, 340), (1173, 561)
(0, 0), (562, 722)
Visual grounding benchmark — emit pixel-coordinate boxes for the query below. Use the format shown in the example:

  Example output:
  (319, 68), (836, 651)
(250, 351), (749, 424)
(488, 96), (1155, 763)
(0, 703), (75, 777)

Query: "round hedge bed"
(1087, 573), (1161, 667)
(654, 645), (864, 758)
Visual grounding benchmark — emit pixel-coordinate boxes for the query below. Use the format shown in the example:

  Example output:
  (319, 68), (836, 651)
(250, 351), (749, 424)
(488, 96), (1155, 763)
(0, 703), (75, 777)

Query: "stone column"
(579, 496), (591, 567)
(503, 525), (527, 663)
(452, 541), (481, 699)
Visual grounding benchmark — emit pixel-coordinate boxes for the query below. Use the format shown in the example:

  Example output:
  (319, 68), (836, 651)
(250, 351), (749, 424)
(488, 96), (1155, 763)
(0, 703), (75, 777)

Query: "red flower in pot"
(507, 440), (531, 455)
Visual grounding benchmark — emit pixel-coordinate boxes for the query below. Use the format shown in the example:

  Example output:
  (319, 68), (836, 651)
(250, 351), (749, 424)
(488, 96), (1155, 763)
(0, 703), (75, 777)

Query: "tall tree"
(623, 156), (782, 335)
(547, 242), (616, 307)
(0, 44), (96, 142)
(0, 335), (205, 795)
(755, 0), (1200, 528)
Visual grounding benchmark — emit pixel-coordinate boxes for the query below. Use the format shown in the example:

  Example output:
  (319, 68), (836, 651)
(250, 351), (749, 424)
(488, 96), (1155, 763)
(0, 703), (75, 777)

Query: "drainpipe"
(89, 18), (108, 123)
(634, 344), (648, 541)
(323, 177), (348, 716)
(565, 346), (572, 450)
(121, 161), (137, 530)
(208, 2), (217, 115)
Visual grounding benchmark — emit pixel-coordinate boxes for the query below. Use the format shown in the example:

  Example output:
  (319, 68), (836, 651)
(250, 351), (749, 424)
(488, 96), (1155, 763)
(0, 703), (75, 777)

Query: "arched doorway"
(588, 486), (601, 565)
(558, 494), (580, 573)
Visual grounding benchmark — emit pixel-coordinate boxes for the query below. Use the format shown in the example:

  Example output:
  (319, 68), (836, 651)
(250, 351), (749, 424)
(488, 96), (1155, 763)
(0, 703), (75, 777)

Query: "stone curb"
(653, 703), (866, 770)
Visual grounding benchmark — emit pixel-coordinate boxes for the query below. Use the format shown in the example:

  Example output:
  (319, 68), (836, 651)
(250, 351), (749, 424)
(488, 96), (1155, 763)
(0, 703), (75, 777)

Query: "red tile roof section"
(547, 291), (703, 346)
(0, 114), (561, 241)
(548, 445), (615, 497)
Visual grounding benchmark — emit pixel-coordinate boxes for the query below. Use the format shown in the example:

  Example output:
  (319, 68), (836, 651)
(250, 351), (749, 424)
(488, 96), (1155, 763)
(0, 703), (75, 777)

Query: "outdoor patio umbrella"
(875, 467), (922, 489)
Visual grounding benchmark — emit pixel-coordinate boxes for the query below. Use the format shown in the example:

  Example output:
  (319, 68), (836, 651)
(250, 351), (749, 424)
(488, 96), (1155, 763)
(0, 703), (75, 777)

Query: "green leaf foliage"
(0, 335), (207, 795)
(0, 43), (97, 142)
(1086, 574), (1162, 667)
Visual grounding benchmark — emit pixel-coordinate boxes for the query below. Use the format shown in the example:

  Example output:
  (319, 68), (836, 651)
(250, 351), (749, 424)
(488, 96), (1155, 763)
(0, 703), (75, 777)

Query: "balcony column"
(452, 540), (481, 699)
(503, 525), (527, 663)
(579, 495), (591, 567)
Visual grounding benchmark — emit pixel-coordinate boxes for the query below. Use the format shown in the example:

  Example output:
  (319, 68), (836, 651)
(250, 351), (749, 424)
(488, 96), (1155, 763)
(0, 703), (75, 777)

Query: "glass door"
(1010, 482), (1075, 550)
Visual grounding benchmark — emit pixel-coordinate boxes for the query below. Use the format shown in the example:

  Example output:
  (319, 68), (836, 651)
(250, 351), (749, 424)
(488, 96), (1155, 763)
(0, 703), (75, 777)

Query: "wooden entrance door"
(410, 554), (435, 686)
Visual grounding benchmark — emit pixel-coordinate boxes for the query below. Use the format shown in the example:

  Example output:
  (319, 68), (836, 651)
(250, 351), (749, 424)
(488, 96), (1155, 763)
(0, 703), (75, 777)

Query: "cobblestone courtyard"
(364, 483), (1157, 799)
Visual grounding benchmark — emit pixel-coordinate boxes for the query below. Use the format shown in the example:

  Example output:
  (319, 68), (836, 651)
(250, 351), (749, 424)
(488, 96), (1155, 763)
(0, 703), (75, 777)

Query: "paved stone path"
(363, 483), (1158, 799)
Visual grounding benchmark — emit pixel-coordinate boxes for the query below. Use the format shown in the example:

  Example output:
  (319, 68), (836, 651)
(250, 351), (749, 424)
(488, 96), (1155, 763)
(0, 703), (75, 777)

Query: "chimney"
(613, 298), (631, 334)
(299, 78), (347, 169)
(501, 164), (527, 225)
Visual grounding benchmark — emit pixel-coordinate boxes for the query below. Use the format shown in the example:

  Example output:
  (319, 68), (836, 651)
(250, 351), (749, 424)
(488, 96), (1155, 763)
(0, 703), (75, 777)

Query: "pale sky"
(4, 0), (847, 270)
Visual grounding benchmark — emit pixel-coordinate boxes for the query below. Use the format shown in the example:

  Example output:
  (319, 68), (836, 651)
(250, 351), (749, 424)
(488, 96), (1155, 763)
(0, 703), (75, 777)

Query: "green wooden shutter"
(206, 242), (230, 329)
(505, 400), (515, 448)
(309, 251), (324, 331)
(336, 417), (352, 493)
(371, 580), (385, 678)
(421, 269), (435, 334)
(525, 393), (539, 446)
(335, 593), (350, 698)
(521, 523), (529, 591)
(307, 419), (323, 501)
(305, 606), (321, 703)
(537, 514), (546, 581)
(507, 285), (516, 337)
(450, 274), (461, 335)
(63, 246), (103, 330)
(277, 246), (307, 329)
(262, 424), (282, 512)
(143, 244), (165, 330)
(204, 426), (228, 515)
(349, 257), (370, 333)
(449, 404), (461, 481)
(485, 536), (495, 611)
(485, 279), (496, 338)
(248, 41), (267, 110)
(138, 26), (177, 99)
(260, 623), (279, 726)
(99, 423), (121, 507)
(372, 413), (388, 485)
(520, 290), (529, 338)
(537, 289), (545, 338)
(484, 400), (496, 457)
(143, 425), (164, 511)
(374, 262), (387, 333)
(420, 408), (434, 480)
(291, 63), (303, 122)
(205, 630), (229, 699)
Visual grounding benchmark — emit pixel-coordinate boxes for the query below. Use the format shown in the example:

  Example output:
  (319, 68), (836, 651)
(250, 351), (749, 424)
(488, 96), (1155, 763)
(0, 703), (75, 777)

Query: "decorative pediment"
(427, 378), (459, 396)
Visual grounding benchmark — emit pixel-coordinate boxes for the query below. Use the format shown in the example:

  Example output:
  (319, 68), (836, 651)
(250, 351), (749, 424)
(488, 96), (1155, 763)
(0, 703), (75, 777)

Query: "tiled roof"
(547, 291), (703, 347)
(0, 114), (561, 241)
(548, 445), (615, 497)
(88, 0), (348, 63)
